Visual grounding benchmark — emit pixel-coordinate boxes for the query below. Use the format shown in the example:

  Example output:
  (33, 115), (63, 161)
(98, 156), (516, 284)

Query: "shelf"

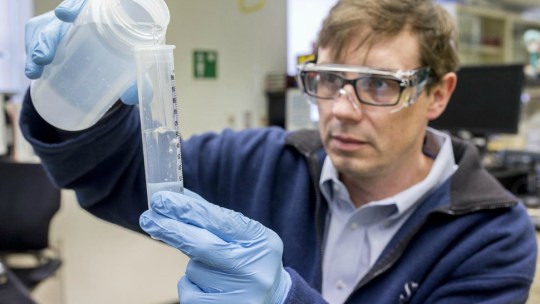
(442, 3), (540, 65)
(460, 44), (504, 56)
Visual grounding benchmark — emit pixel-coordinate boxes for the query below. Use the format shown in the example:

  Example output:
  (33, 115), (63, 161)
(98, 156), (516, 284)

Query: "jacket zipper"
(306, 151), (326, 291)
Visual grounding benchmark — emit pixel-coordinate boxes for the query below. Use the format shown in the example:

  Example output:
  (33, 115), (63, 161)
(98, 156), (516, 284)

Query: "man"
(23, 0), (536, 303)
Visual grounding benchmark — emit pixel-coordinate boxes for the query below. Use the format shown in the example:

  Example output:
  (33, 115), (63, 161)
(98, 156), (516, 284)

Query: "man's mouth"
(330, 134), (368, 152)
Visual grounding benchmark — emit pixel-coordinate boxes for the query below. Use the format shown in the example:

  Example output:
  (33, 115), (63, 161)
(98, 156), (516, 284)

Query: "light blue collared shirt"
(320, 128), (458, 304)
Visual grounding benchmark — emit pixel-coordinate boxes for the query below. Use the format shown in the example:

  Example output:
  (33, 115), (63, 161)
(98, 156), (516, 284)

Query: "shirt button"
(336, 279), (346, 290)
(350, 222), (358, 230)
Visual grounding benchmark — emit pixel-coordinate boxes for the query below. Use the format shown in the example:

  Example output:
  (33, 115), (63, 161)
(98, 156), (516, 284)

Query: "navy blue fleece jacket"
(20, 93), (537, 303)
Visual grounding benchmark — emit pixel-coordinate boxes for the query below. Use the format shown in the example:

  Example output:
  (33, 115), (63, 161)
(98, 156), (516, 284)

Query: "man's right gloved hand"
(24, 0), (86, 80)
(24, 0), (139, 105)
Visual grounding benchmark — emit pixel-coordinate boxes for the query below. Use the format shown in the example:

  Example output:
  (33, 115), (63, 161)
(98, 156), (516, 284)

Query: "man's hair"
(317, 0), (460, 87)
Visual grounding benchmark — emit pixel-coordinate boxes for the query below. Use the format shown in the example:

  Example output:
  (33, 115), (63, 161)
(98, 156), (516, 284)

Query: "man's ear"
(426, 72), (457, 121)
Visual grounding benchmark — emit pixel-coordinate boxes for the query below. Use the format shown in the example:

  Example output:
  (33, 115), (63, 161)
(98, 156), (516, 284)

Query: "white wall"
(0, 0), (32, 96)
(165, 0), (286, 136)
(0, 0), (33, 155)
(286, 0), (337, 75)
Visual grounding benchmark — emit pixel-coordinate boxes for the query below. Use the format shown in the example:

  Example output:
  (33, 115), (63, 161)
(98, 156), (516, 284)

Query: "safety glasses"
(297, 62), (431, 113)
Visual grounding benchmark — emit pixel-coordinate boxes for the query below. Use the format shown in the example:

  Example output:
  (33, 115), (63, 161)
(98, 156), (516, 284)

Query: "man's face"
(317, 30), (434, 181)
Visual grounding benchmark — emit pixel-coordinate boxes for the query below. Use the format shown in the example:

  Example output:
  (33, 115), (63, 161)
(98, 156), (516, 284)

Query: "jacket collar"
(447, 136), (518, 213)
(284, 129), (518, 214)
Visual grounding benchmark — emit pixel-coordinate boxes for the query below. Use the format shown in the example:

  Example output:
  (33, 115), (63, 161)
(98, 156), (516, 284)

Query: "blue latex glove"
(24, 0), (138, 105)
(140, 190), (292, 304)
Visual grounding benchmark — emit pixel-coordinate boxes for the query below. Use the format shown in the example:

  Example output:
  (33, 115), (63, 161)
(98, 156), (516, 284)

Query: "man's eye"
(320, 73), (341, 84)
(360, 77), (390, 90)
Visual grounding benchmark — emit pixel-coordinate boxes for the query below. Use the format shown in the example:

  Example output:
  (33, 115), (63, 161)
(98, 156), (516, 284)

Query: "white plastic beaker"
(30, 0), (170, 131)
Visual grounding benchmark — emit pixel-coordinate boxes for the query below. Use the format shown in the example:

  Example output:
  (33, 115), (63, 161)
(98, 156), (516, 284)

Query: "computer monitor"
(429, 64), (525, 137)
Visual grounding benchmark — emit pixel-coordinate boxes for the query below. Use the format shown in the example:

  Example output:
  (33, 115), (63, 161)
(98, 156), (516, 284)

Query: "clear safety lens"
(302, 71), (402, 106)
(298, 63), (430, 113)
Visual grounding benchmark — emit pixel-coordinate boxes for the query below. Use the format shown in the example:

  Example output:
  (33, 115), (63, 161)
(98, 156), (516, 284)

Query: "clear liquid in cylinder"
(143, 127), (182, 202)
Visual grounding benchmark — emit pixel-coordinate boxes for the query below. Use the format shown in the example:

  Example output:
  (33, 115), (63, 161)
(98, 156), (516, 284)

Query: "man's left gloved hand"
(139, 190), (292, 304)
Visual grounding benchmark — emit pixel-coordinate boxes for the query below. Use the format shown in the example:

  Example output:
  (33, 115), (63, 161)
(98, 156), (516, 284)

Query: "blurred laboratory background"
(1, 0), (540, 303)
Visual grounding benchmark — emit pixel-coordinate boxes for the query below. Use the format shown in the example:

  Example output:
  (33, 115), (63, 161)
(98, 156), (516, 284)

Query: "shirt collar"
(319, 128), (458, 216)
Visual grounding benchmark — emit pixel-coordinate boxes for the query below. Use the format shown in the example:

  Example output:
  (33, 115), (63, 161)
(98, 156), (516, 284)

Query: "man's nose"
(331, 87), (364, 121)
(333, 87), (360, 110)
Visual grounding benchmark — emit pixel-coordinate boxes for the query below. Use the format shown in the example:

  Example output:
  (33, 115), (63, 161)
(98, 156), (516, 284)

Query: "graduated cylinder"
(134, 45), (184, 205)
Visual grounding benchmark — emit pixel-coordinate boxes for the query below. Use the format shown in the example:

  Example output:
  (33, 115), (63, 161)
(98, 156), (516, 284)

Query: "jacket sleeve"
(418, 204), (537, 304)
(19, 88), (298, 232)
(20, 89), (328, 302)
(285, 268), (328, 303)
(20, 89), (149, 232)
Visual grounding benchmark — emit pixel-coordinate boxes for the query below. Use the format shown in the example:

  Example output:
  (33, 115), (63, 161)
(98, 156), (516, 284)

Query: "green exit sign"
(193, 50), (218, 79)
